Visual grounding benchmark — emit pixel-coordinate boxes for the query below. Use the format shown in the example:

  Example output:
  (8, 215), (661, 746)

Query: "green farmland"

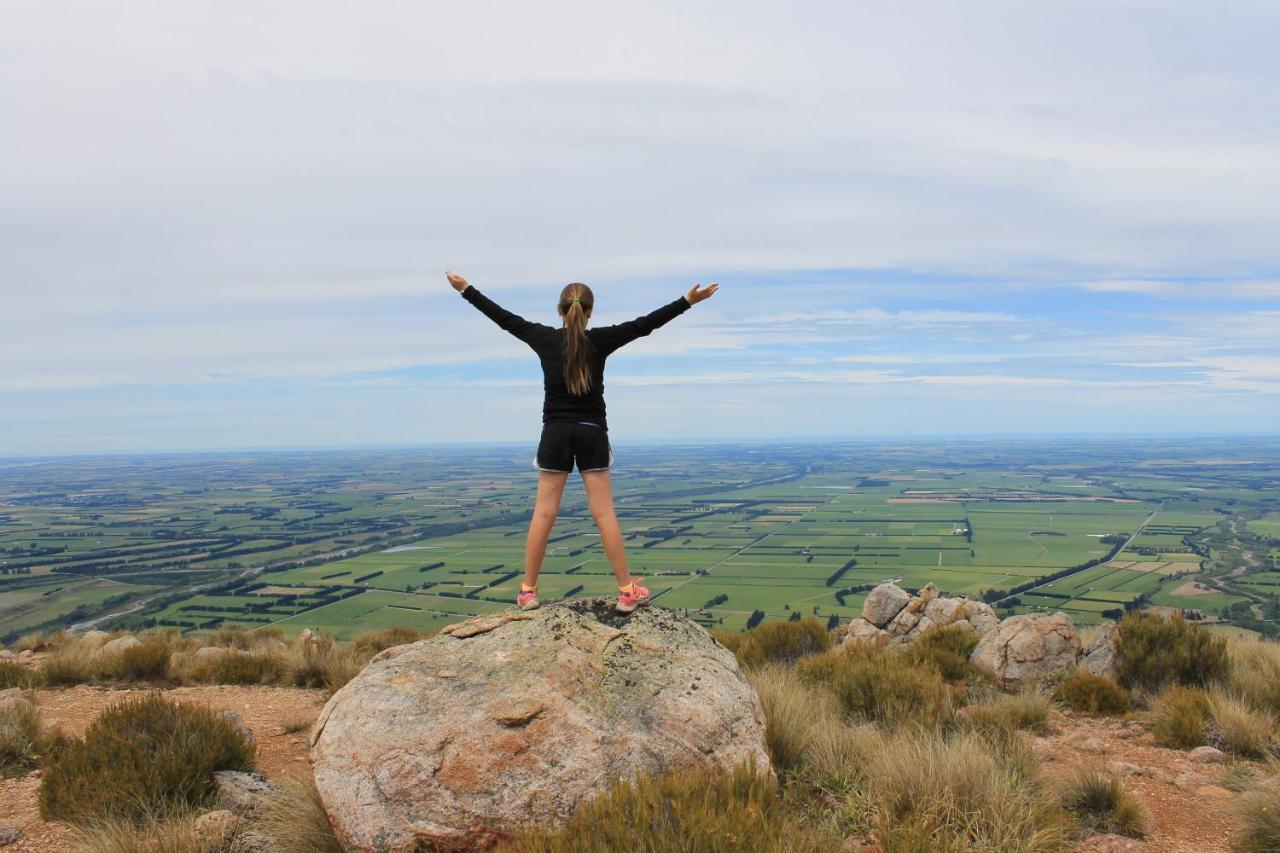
(2, 438), (1278, 641)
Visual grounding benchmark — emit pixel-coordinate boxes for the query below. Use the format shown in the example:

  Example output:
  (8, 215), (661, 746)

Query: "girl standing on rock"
(447, 271), (718, 613)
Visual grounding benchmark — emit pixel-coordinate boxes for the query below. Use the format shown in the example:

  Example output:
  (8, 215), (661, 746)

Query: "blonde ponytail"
(558, 283), (594, 395)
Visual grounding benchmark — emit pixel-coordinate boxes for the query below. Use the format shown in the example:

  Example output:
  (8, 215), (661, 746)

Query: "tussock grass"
(39, 693), (255, 824)
(183, 650), (285, 686)
(747, 663), (871, 778)
(0, 696), (47, 774)
(352, 627), (431, 656)
(1210, 691), (1276, 758)
(289, 635), (362, 694)
(280, 714), (314, 735)
(1113, 612), (1230, 692)
(1227, 640), (1280, 717)
(718, 618), (832, 669)
(39, 643), (96, 686)
(798, 648), (954, 729)
(962, 690), (1052, 736)
(1235, 781), (1280, 853)
(499, 762), (836, 852)
(245, 772), (343, 853)
(0, 660), (39, 690)
(857, 728), (1068, 852)
(903, 625), (981, 683)
(1151, 686), (1212, 749)
(67, 807), (221, 853)
(1052, 670), (1130, 715)
(108, 637), (173, 682)
(1054, 764), (1148, 838)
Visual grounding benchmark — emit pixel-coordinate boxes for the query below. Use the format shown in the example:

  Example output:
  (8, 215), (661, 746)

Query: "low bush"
(188, 650), (284, 686)
(245, 772), (343, 853)
(963, 690), (1052, 736)
(798, 648), (954, 729)
(1209, 692), (1276, 758)
(500, 763), (835, 852)
(352, 627), (431, 656)
(1055, 765), (1148, 838)
(38, 693), (255, 824)
(1112, 613), (1229, 692)
(856, 728), (1067, 851)
(0, 697), (45, 774)
(725, 618), (832, 669)
(1151, 686), (1212, 749)
(903, 625), (981, 683)
(1236, 782), (1280, 853)
(0, 661), (39, 690)
(108, 637), (173, 682)
(1053, 670), (1130, 715)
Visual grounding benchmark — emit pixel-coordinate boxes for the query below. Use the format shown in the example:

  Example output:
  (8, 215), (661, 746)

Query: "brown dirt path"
(0, 685), (325, 853)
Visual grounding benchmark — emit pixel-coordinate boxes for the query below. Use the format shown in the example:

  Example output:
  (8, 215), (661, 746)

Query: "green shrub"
(352, 627), (430, 656)
(1236, 783), (1280, 853)
(1113, 613), (1229, 691)
(1056, 765), (1148, 838)
(726, 618), (832, 669)
(109, 637), (172, 682)
(1151, 686), (1212, 749)
(38, 693), (255, 824)
(1053, 670), (1130, 715)
(0, 661), (38, 690)
(904, 626), (981, 683)
(798, 648), (954, 729)
(500, 763), (834, 852)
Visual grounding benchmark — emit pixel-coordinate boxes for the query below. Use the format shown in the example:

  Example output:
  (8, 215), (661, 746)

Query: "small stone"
(1174, 771), (1203, 790)
(0, 650), (15, 662)
(1107, 760), (1142, 776)
(213, 770), (279, 815)
(1136, 734), (1157, 746)
(192, 810), (239, 846)
(194, 646), (229, 661)
(1077, 737), (1107, 754)
(1074, 833), (1150, 852)
(0, 827), (21, 847)
(1189, 746), (1227, 764)
(1146, 767), (1175, 785)
(16, 650), (32, 662)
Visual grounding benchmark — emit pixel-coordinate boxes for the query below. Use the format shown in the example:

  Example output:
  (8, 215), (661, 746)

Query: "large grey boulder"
(310, 599), (770, 852)
(863, 583), (911, 628)
(970, 612), (1082, 690)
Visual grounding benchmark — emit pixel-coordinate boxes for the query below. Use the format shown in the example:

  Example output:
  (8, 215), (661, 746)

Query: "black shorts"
(534, 421), (612, 474)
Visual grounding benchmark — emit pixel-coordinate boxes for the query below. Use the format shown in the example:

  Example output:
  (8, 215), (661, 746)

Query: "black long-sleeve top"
(461, 285), (690, 431)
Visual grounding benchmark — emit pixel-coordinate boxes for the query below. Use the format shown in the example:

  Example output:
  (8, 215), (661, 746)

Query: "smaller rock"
(0, 826), (21, 847)
(81, 630), (110, 645)
(16, 650), (32, 663)
(1136, 734), (1157, 746)
(96, 636), (141, 658)
(220, 711), (256, 749)
(841, 618), (886, 649)
(192, 810), (239, 846)
(1077, 737), (1107, 755)
(1107, 761), (1142, 776)
(1145, 767), (1175, 785)
(1074, 833), (1150, 852)
(1189, 746), (1226, 764)
(194, 646), (230, 661)
(299, 628), (314, 642)
(0, 650), (15, 662)
(1174, 771), (1203, 790)
(213, 771), (279, 815)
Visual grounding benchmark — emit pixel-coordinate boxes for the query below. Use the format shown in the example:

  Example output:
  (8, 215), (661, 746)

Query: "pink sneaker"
(517, 587), (540, 611)
(616, 579), (650, 613)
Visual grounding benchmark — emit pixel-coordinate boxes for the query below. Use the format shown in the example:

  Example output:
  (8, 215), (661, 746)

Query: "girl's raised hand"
(446, 270), (469, 292)
(685, 283), (719, 305)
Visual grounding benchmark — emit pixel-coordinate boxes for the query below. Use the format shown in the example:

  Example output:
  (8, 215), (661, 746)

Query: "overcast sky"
(3, 1), (1279, 455)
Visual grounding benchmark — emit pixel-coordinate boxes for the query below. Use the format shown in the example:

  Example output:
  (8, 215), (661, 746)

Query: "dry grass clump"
(39, 642), (96, 686)
(352, 627), (431, 656)
(962, 690), (1052, 736)
(1113, 612), (1230, 692)
(289, 635), (363, 693)
(1235, 781), (1280, 853)
(1052, 670), (1131, 715)
(15, 631), (72, 653)
(107, 637), (174, 682)
(718, 618), (832, 669)
(798, 647), (954, 729)
(244, 772), (343, 853)
(1151, 686), (1212, 749)
(747, 663), (873, 779)
(1227, 640), (1280, 717)
(0, 660), (39, 690)
(39, 693), (255, 824)
(1054, 764), (1149, 838)
(902, 625), (981, 683)
(184, 650), (285, 686)
(1210, 692), (1277, 758)
(0, 696), (54, 775)
(853, 728), (1067, 852)
(499, 762), (836, 852)
(67, 808), (221, 853)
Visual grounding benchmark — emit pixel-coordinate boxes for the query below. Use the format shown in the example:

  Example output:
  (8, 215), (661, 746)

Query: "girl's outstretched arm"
(595, 283), (718, 356)
(447, 270), (548, 346)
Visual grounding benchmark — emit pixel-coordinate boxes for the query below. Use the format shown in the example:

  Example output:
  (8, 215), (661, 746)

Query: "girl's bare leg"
(524, 471), (568, 589)
(581, 469), (633, 588)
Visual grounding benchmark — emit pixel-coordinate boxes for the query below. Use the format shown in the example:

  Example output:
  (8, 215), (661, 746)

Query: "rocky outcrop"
(841, 583), (998, 649)
(310, 598), (770, 852)
(1081, 620), (1119, 677)
(970, 612), (1082, 690)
